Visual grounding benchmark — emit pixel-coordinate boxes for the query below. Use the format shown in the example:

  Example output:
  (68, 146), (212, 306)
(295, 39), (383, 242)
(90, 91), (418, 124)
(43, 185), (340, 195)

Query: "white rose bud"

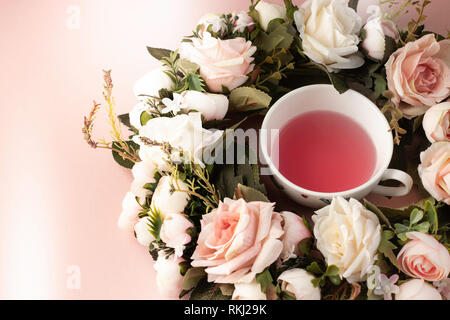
(278, 269), (321, 300)
(232, 280), (267, 300)
(134, 217), (155, 246)
(181, 90), (229, 121)
(130, 160), (156, 199)
(197, 13), (227, 33)
(312, 197), (381, 282)
(294, 0), (364, 71)
(118, 192), (143, 231)
(133, 66), (175, 100)
(362, 5), (399, 61)
(396, 279), (442, 300)
(151, 176), (190, 217)
(153, 252), (185, 299)
(423, 102), (450, 143)
(254, 1), (287, 31)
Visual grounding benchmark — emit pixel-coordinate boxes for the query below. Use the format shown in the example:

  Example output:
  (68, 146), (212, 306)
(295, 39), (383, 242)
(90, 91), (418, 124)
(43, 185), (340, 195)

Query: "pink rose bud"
(279, 211), (311, 260)
(418, 142), (450, 204)
(397, 232), (450, 281)
(423, 102), (450, 143)
(385, 34), (450, 118)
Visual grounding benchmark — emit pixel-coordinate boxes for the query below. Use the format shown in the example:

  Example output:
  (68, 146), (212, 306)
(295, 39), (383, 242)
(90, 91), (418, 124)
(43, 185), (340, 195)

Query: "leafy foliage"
(112, 140), (140, 169)
(229, 86), (272, 112)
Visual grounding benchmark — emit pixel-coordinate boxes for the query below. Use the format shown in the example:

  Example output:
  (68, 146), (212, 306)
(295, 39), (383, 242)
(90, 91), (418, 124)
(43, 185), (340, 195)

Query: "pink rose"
(396, 279), (442, 300)
(180, 33), (256, 92)
(160, 213), (194, 257)
(279, 211), (311, 260)
(418, 142), (450, 204)
(397, 232), (450, 281)
(423, 102), (450, 143)
(385, 34), (450, 118)
(191, 198), (284, 283)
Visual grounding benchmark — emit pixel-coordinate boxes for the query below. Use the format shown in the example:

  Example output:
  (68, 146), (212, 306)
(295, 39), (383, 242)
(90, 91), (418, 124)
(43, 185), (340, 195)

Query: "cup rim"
(260, 84), (394, 198)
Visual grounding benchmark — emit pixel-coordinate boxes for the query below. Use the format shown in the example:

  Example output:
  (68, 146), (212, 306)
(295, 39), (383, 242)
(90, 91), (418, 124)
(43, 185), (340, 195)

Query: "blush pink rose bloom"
(397, 231), (450, 281)
(160, 213), (194, 257)
(385, 34), (450, 118)
(418, 142), (450, 204)
(279, 211), (311, 260)
(180, 32), (256, 92)
(422, 102), (450, 143)
(191, 198), (284, 284)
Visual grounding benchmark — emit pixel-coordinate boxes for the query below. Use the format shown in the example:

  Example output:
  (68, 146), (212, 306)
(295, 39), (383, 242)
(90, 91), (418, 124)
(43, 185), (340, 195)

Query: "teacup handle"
(372, 169), (413, 197)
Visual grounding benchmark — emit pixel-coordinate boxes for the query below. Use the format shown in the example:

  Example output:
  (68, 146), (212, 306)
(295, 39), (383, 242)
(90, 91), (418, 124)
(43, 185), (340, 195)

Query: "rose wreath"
(82, 0), (450, 300)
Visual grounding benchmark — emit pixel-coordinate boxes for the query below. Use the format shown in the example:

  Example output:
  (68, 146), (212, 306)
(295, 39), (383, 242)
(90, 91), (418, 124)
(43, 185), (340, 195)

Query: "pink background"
(0, 0), (448, 299)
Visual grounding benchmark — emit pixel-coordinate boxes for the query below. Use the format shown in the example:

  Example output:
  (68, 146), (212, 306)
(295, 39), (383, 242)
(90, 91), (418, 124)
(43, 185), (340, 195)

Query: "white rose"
(361, 5), (399, 61)
(396, 279), (442, 300)
(423, 102), (450, 143)
(153, 252), (185, 299)
(133, 112), (223, 167)
(277, 269), (321, 300)
(294, 0), (364, 71)
(130, 160), (156, 198)
(134, 217), (155, 246)
(254, 1), (287, 31)
(232, 280), (267, 300)
(197, 13), (227, 33)
(151, 176), (190, 217)
(312, 197), (381, 282)
(181, 90), (229, 121)
(117, 192), (143, 231)
(133, 66), (175, 100)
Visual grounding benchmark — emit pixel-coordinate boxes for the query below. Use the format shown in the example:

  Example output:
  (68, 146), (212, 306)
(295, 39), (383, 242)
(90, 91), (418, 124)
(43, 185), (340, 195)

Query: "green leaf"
(235, 184), (270, 202)
(328, 275), (341, 286)
(382, 36), (398, 63)
(181, 268), (206, 291)
(147, 206), (164, 241)
(140, 111), (152, 126)
(363, 199), (393, 229)
(219, 284), (234, 297)
(179, 58), (200, 75)
(185, 73), (206, 92)
(118, 113), (131, 128)
(325, 265), (340, 277)
(410, 208), (424, 225)
(373, 73), (387, 99)
(306, 261), (323, 275)
(229, 86), (272, 111)
(111, 140), (139, 169)
(328, 72), (349, 94)
(378, 229), (400, 268)
(284, 0), (299, 20)
(425, 200), (439, 234)
(414, 221), (430, 233)
(297, 237), (313, 256)
(255, 269), (274, 294)
(146, 47), (174, 61)
(253, 21), (294, 53)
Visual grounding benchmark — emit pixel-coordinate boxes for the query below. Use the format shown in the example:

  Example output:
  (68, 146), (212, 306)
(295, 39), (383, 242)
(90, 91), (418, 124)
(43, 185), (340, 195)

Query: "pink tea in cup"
(275, 110), (377, 193)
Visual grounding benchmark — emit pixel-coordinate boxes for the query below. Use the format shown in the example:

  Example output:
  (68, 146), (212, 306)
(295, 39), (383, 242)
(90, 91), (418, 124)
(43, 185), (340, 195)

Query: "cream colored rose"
(294, 0), (364, 71)
(232, 280), (267, 300)
(133, 112), (223, 168)
(130, 160), (156, 199)
(396, 279), (442, 300)
(160, 213), (193, 257)
(423, 102), (450, 143)
(151, 176), (190, 217)
(418, 142), (450, 205)
(133, 66), (175, 100)
(277, 269), (321, 300)
(312, 197), (381, 282)
(254, 1), (287, 32)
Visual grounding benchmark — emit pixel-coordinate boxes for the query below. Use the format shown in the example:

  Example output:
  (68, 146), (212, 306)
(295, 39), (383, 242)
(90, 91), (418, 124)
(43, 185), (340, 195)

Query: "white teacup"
(260, 84), (413, 208)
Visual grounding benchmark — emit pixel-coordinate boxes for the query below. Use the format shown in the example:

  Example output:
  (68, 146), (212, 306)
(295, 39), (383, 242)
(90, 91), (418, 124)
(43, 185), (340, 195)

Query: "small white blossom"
(161, 93), (186, 114)
(233, 11), (254, 33)
(373, 274), (400, 300)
